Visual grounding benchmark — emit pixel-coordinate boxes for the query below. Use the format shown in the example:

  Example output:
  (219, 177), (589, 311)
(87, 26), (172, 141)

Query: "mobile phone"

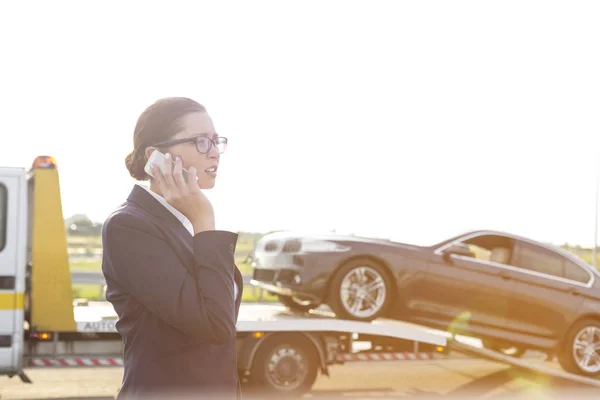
(144, 150), (189, 183)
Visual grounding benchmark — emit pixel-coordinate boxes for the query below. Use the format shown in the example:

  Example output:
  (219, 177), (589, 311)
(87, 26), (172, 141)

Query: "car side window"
(563, 259), (591, 284)
(512, 242), (564, 278)
(0, 184), (6, 252)
(462, 234), (515, 264)
(467, 244), (492, 261)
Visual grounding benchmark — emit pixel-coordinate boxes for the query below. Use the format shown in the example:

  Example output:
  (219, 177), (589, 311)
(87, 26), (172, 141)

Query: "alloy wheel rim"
(573, 326), (600, 373)
(340, 266), (386, 318)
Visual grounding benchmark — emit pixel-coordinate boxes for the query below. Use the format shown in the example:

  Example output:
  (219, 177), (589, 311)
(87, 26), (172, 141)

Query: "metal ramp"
(447, 337), (600, 392)
(73, 303), (446, 347)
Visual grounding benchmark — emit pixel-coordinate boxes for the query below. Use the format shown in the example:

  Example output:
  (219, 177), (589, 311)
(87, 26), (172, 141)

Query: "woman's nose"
(207, 145), (220, 159)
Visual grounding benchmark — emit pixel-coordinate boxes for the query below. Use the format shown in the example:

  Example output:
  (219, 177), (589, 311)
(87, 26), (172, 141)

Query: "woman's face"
(146, 111), (222, 190)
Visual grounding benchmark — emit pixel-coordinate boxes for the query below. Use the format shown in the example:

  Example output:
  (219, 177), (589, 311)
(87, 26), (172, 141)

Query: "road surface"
(1, 357), (597, 399)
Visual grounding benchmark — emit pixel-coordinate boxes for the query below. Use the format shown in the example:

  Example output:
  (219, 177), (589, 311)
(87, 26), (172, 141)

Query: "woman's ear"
(144, 147), (157, 160)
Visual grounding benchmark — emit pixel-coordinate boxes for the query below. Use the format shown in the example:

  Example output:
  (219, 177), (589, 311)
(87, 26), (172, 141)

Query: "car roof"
(448, 229), (598, 275)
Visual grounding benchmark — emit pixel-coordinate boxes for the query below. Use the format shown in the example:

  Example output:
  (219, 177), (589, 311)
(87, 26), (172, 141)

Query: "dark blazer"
(101, 185), (244, 400)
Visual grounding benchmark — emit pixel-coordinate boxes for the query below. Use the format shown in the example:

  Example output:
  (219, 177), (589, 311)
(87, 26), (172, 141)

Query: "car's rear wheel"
(328, 258), (393, 322)
(278, 295), (320, 312)
(558, 318), (600, 377)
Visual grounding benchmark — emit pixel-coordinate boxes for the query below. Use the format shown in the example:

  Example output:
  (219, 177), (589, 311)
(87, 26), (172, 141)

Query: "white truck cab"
(0, 165), (27, 377)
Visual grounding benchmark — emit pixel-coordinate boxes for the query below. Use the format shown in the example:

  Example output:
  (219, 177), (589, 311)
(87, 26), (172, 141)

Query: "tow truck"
(2, 156), (600, 397)
(0, 156), (449, 396)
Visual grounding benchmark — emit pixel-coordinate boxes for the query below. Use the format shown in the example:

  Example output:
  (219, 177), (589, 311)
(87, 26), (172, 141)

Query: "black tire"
(557, 318), (600, 377)
(482, 339), (527, 358)
(278, 295), (320, 313)
(327, 258), (394, 322)
(249, 333), (319, 397)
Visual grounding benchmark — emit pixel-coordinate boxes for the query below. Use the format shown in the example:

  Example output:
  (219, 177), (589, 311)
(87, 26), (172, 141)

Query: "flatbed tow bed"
(25, 303), (447, 396)
(23, 303), (600, 397)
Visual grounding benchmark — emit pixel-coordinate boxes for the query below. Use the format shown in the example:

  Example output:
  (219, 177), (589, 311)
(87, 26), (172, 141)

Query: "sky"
(1, 1), (599, 247)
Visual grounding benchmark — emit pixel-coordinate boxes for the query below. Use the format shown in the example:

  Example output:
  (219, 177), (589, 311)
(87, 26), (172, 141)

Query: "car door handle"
(569, 288), (583, 296)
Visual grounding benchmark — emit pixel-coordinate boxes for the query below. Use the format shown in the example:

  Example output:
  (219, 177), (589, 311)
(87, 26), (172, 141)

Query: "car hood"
(259, 230), (426, 252)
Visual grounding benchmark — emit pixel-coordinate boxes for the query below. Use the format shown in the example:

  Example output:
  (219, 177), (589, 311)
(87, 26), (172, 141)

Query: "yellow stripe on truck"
(0, 292), (24, 310)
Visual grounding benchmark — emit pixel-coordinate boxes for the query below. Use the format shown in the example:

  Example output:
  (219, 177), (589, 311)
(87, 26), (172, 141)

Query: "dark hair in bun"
(125, 97), (206, 180)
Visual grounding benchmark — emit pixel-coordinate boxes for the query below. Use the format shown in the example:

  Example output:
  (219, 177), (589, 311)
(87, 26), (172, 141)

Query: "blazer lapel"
(127, 185), (243, 317)
(127, 185), (196, 274)
(127, 185), (176, 224)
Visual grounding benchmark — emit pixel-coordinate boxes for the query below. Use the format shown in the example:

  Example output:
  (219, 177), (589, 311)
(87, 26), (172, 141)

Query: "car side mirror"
(441, 243), (474, 263)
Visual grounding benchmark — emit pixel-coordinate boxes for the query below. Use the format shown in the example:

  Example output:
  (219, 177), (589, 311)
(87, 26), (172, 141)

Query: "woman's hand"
(151, 152), (215, 234)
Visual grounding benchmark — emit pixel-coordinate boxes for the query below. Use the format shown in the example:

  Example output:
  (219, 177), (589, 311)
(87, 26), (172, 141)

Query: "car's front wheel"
(558, 318), (600, 377)
(328, 258), (393, 322)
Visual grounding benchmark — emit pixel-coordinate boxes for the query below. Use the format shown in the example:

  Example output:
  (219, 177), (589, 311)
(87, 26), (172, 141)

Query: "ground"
(1, 357), (596, 399)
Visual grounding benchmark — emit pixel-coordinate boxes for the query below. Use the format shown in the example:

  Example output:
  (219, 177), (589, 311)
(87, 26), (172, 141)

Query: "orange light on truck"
(31, 156), (57, 170)
(32, 332), (53, 340)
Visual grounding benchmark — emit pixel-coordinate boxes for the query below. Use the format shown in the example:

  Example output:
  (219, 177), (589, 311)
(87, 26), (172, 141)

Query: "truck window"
(0, 183), (6, 252)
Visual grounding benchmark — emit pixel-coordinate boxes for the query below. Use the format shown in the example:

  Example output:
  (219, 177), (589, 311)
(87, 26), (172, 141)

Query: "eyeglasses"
(151, 135), (228, 154)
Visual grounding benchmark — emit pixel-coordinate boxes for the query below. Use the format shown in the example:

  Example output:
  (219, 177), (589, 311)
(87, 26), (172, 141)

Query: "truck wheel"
(558, 318), (600, 377)
(250, 333), (319, 397)
(278, 295), (320, 313)
(328, 258), (393, 322)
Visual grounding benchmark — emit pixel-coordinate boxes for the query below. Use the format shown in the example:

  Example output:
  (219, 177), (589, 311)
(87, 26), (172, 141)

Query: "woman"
(101, 97), (243, 400)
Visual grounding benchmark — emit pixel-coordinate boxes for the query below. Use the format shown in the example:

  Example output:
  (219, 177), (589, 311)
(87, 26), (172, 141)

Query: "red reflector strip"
(336, 352), (432, 362)
(30, 358), (123, 367)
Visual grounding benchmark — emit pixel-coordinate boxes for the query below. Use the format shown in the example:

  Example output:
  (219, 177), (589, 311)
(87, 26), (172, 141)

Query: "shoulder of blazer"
(102, 200), (163, 241)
